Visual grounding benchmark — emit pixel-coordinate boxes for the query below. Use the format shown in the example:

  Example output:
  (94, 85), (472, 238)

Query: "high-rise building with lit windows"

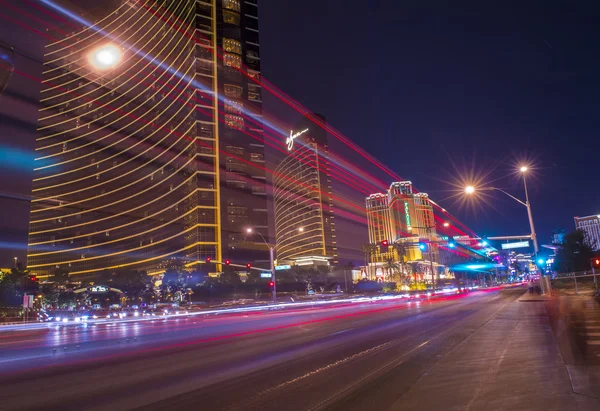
(366, 181), (437, 264)
(27, 0), (267, 276)
(574, 214), (600, 250)
(273, 114), (338, 267)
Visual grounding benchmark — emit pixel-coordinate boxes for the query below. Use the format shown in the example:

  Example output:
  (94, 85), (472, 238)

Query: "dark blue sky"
(1, 0), (599, 266)
(260, 0), (600, 246)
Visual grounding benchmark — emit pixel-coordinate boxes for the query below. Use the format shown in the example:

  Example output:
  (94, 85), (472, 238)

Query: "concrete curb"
(517, 290), (552, 302)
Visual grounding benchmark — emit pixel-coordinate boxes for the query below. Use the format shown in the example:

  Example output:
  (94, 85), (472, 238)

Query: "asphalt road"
(0, 288), (524, 411)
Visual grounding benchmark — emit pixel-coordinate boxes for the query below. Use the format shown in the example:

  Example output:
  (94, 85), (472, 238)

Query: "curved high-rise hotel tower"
(27, 0), (267, 276)
(273, 114), (338, 267)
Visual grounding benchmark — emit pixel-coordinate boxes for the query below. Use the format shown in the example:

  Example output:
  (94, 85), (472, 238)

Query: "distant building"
(273, 113), (337, 267)
(365, 181), (438, 266)
(574, 215), (600, 250)
(551, 228), (566, 245)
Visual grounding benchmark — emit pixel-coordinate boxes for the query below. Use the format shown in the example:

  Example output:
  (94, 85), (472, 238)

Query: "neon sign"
(404, 201), (411, 228)
(286, 128), (309, 151)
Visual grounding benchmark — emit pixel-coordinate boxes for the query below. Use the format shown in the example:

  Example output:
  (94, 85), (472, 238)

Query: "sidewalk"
(393, 292), (600, 410)
(518, 289), (552, 302)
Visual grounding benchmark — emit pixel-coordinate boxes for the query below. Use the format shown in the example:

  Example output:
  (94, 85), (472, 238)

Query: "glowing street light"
(443, 222), (450, 227)
(298, 227), (304, 232)
(520, 166), (528, 173)
(89, 44), (121, 70)
(465, 185), (475, 195)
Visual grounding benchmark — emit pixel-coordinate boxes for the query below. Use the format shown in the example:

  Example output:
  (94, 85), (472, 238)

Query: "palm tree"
(382, 258), (401, 284)
(360, 243), (377, 279)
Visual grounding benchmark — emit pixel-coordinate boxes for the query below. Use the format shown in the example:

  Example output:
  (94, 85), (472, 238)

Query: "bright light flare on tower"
(519, 166), (528, 173)
(465, 185), (475, 194)
(89, 44), (121, 69)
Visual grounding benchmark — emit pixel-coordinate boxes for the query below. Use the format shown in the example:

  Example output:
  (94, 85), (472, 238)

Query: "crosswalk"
(568, 299), (600, 360)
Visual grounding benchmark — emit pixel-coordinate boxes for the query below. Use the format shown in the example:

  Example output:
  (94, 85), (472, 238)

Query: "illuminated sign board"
(260, 272), (272, 278)
(404, 201), (411, 228)
(286, 128), (309, 151)
(501, 241), (530, 250)
(275, 265), (291, 270)
(88, 285), (109, 293)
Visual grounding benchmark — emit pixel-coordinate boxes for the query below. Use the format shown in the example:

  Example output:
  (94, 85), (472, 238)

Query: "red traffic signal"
(225, 259), (231, 265)
(246, 263), (252, 268)
(29, 276), (37, 282)
(381, 240), (389, 247)
(593, 258), (600, 268)
(268, 281), (274, 288)
(205, 257), (211, 263)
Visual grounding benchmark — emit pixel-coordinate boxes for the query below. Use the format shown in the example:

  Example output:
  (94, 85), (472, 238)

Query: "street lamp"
(464, 167), (538, 255)
(89, 44), (121, 70)
(443, 222), (450, 227)
(13, 256), (17, 268)
(245, 227), (304, 303)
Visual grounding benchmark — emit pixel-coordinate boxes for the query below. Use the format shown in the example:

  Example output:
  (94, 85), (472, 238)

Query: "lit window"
(223, 38), (241, 54)
(223, 0), (240, 11)
(224, 53), (241, 68)
(225, 99), (243, 114)
(225, 114), (244, 130)
(223, 10), (240, 25)
(225, 145), (245, 155)
(226, 179), (247, 189)
(250, 153), (264, 162)
(224, 84), (243, 98)
(248, 92), (261, 102)
(247, 70), (260, 80)
(226, 158), (246, 173)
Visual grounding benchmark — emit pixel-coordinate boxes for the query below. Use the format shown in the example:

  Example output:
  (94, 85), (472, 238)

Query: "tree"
(51, 268), (70, 284)
(553, 230), (596, 273)
(219, 270), (241, 285)
(382, 258), (401, 284)
(111, 269), (151, 302)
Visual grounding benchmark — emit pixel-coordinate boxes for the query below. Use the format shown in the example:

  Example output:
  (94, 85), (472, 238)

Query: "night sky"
(1, 0), (599, 266)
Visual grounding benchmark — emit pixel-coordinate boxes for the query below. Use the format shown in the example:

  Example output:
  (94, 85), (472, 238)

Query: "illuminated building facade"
(273, 114), (337, 266)
(574, 214), (600, 250)
(27, 0), (267, 276)
(366, 181), (438, 265)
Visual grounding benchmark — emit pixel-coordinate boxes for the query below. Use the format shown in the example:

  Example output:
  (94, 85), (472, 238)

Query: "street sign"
(260, 272), (272, 278)
(275, 265), (291, 270)
(501, 241), (530, 250)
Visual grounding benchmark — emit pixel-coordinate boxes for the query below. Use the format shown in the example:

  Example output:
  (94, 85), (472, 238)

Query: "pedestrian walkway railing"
(552, 270), (599, 296)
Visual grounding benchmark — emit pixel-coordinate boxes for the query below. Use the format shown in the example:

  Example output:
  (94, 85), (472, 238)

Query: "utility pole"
(269, 246), (276, 303)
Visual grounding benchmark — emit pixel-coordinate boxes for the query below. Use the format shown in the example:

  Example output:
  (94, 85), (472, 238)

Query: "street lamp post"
(465, 168), (538, 256)
(520, 167), (539, 255)
(246, 228), (276, 303)
(245, 226), (305, 303)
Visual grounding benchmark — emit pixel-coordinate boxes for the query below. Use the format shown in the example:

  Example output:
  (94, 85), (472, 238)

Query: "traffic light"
(246, 263), (252, 269)
(419, 242), (427, 251)
(380, 239), (389, 252)
(22, 275), (38, 292)
(205, 257), (211, 264)
(225, 259), (231, 265)
(268, 281), (274, 289)
(592, 258), (600, 268)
